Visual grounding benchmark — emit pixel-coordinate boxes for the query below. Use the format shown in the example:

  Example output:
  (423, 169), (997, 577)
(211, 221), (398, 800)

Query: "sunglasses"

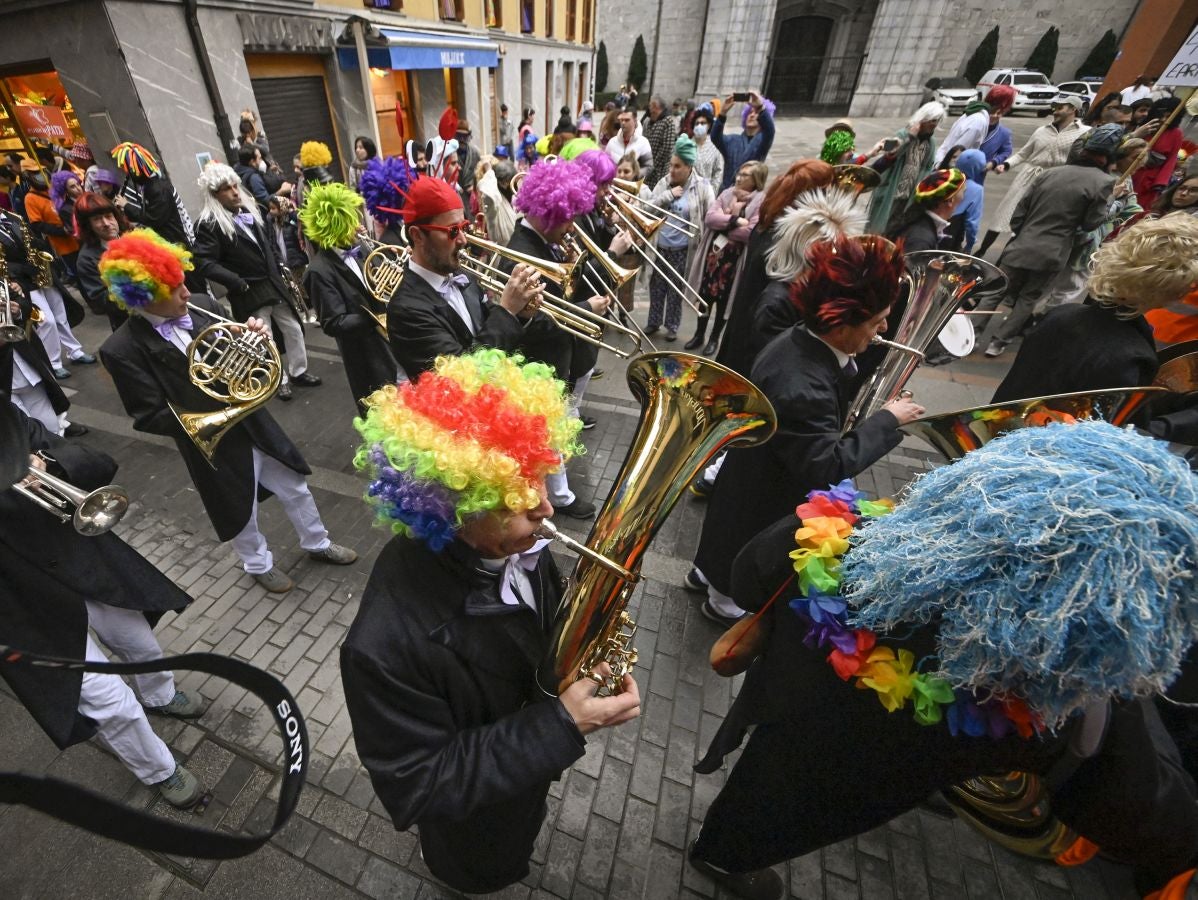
(415, 221), (473, 240)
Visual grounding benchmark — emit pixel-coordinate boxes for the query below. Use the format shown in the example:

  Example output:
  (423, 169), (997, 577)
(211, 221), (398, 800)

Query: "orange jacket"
(24, 189), (79, 257)
(1147, 290), (1198, 346)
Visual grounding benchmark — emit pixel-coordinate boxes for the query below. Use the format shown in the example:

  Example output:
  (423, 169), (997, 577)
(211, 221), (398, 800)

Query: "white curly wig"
(196, 162), (261, 239)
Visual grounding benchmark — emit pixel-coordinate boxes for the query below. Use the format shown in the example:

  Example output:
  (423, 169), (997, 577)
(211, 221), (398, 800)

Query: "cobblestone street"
(0, 114), (1146, 899)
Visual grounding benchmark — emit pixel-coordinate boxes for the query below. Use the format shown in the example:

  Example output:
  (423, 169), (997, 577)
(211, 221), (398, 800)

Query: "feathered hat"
(359, 155), (415, 228)
(791, 234), (904, 332)
(353, 348), (582, 550)
(765, 188), (868, 283)
(98, 228), (193, 310)
(298, 182), (364, 250)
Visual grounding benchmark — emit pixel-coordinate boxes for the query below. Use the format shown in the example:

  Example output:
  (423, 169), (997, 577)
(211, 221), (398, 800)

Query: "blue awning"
(338, 28), (498, 71)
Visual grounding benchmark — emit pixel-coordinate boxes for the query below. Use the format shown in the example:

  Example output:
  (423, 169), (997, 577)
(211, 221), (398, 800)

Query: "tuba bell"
(843, 249), (1007, 433)
(169, 304), (282, 466)
(537, 352), (777, 695)
(831, 164), (881, 195)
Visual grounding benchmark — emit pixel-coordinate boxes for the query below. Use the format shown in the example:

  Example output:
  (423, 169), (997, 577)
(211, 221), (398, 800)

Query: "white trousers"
(546, 368), (594, 507)
(31, 287), (84, 367)
(231, 447), (330, 574)
(692, 566), (746, 619)
(80, 603), (177, 784)
(11, 384), (62, 435)
(254, 304), (307, 380)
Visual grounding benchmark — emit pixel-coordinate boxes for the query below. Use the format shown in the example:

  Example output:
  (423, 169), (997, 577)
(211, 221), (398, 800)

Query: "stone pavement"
(0, 115), (1145, 900)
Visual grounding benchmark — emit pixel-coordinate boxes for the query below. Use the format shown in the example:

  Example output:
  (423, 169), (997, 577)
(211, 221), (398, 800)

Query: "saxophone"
(21, 220), (54, 289)
(536, 353), (777, 696)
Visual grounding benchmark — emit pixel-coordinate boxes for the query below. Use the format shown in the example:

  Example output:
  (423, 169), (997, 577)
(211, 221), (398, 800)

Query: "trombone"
(561, 224), (657, 353)
(611, 178), (699, 238)
(16, 465), (129, 535)
(601, 193), (710, 316)
(460, 233), (643, 359)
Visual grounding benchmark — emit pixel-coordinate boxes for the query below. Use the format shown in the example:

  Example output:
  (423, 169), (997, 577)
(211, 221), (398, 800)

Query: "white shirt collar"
(407, 258), (459, 293)
(811, 330), (852, 368)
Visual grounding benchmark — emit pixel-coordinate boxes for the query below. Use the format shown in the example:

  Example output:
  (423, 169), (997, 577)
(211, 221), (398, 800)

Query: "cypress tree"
(596, 40), (609, 93)
(1025, 26), (1061, 80)
(1074, 29), (1118, 79)
(964, 26), (1000, 85)
(628, 35), (648, 92)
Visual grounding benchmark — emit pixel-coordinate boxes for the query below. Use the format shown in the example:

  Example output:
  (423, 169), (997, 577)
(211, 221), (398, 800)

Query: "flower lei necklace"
(786, 479), (1041, 741)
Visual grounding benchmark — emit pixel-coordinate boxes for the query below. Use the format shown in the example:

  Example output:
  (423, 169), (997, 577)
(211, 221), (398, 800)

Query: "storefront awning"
(337, 28), (498, 71)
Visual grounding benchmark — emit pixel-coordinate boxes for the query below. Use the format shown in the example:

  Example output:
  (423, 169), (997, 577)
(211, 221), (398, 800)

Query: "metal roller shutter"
(250, 75), (343, 180)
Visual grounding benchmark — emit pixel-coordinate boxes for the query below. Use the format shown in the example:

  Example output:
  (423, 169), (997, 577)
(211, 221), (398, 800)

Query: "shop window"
(0, 70), (87, 166)
(520, 0), (535, 34)
(566, 0), (577, 40)
(582, 0), (593, 44)
(440, 0), (464, 21)
(485, 0), (502, 27)
(545, 0), (554, 37)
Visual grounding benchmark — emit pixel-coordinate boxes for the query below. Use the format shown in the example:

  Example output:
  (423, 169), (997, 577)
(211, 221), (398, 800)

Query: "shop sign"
(12, 104), (72, 141)
(238, 12), (334, 52)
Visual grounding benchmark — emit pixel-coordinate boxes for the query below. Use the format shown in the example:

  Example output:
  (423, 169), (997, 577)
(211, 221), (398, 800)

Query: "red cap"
(391, 175), (462, 224)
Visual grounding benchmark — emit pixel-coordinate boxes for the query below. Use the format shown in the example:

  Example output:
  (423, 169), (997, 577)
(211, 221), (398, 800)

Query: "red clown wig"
(790, 235), (904, 333)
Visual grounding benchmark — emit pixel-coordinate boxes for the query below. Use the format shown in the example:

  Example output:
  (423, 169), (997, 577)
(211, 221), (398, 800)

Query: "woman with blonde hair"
(685, 160), (768, 355)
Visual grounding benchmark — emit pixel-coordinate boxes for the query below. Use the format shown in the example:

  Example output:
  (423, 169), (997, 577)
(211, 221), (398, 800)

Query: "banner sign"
(13, 104), (72, 142)
(1158, 25), (1198, 88)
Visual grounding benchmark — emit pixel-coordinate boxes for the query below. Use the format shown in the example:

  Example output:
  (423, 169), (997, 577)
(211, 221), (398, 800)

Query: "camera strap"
(0, 646), (307, 859)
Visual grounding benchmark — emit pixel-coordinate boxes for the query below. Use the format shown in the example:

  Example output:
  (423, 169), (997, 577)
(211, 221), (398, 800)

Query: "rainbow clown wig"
(513, 158), (596, 231)
(98, 228), (193, 311)
(791, 234), (904, 334)
(299, 182), (364, 250)
(354, 348), (583, 550)
(111, 142), (161, 179)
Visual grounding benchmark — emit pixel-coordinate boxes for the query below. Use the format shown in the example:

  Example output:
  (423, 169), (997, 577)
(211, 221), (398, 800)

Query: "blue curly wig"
(359, 155), (415, 228)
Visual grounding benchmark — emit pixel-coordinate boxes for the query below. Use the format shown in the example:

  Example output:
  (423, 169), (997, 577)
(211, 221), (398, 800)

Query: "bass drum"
(936, 313), (975, 357)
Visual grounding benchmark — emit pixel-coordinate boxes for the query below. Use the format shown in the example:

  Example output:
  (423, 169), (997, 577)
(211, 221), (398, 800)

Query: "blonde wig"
(1087, 212), (1198, 317)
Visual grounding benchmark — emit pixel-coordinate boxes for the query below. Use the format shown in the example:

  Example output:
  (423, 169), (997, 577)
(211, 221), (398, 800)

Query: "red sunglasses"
(414, 221), (473, 240)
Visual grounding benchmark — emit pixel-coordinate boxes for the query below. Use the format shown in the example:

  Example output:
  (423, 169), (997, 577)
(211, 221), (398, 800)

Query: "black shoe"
(688, 842), (783, 900)
(689, 475), (714, 499)
(700, 599), (744, 628)
(64, 423), (89, 438)
(683, 566), (707, 593)
(278, 382), (293, 401)
(580, 415), (597, 431)
(684, 333), (706, 351)
(291, 372), (322, 387)
(702, 338), (719, 356)
(553, 497), (597, 519)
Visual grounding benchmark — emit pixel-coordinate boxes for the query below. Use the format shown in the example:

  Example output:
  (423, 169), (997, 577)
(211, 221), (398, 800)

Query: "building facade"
(0, 0), (595, 212)
(596, 0), (1141, 117)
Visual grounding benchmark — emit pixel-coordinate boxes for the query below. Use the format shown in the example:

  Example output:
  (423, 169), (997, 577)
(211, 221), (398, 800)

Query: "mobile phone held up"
(732, 92), (751, 103)
(882, 138), (901, 153)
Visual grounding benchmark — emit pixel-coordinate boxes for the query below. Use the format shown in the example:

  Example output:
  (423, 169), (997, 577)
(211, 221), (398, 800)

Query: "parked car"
(975, 68), (1059, 115)
(922, 76), (978, 113)
(1056, 80), (1100, 115)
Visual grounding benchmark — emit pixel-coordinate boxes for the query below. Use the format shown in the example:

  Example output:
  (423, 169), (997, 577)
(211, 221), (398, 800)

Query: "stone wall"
(593, 0), (663, 96)
(851, 0), (1140, 116)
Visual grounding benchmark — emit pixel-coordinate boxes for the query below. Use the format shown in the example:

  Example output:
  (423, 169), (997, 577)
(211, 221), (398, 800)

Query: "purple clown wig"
(742, 97), (777, 127)
(571, 149), (616, 188)
(513, 159), (596, 231)
(50, 170), (82, 208)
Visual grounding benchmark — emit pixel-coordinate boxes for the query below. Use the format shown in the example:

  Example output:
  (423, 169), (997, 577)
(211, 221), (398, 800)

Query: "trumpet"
(16, 465), (129, 535)
(460, 232), (643, 359)
(279, 264), (316, 326)
(169, 304), (282, 466)
(601, 193), (710, 316)
(359, 237), (409, 335)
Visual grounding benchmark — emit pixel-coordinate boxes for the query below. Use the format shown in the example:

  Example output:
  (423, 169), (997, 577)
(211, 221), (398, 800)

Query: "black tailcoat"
(714, 226), (775, 376)
(693, 326), (902, 595)
(0, 408), (190, 748)
(0, 281), (70, 416)
(304, 249), (397, 413)
(501, 223), (578, 381)
(341, 535), (585, 893)
(99, 299), (309, 541)
(693, 513), (1198, 897)
(385, 262), (527, 379)
(193, 216), (293, 322)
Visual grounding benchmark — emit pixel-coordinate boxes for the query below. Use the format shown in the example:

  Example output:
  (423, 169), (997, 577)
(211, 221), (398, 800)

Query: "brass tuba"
(831, 164), (881, 195)
(537, 352), (777, 695)
(843, 249), (1007, 432)
(169, 304), (282, 466)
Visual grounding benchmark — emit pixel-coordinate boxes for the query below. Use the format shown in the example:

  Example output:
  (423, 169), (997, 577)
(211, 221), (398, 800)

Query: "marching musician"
(297, 182), (399, 415)
(193, 163), (320, 403)
(384, 174), (545, 378)
(504, 158), (611, 519)
(689, 422), (1198, 900)
(97, 229), (357, 594)
(686, 236), (923, 626)
(0, 404), (207, 808)
(341, 349), (640, 894)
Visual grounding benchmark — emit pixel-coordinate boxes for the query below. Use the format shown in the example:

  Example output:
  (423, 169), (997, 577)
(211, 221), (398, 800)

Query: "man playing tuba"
(97, 229), (357, 594)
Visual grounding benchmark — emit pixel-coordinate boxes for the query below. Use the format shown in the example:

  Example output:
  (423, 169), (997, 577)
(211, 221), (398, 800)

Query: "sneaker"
(643, 325), (661, 337)
(689, 475), (714, 499)
(700, 598), (745, 628)
(253, 567), (294, 593)
(591, 368), (605, 380)
(291, 372), (322, 387)
(683, 566), (708, 593)
(688, 841), (783, 900)
(70, 352), (97, 364)
(156, 764), (204, 809)
(147, 690), (207, 719)
(664, 330), (678, 342)
(308, 543), (358, 565)
(580, 415), (597, 431)
(277, 382), (293, 401)
(552, 497), (597, 519)
(63, 423), (90, 438)
(53, 367), (71, 379)
(983, 340), (1008, 358)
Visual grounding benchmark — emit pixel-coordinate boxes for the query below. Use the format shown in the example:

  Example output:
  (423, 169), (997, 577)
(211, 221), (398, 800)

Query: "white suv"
(976, 68), (1059, 116)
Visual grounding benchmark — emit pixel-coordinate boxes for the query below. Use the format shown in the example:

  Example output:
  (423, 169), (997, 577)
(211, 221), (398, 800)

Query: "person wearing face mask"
(690, 104), (723, 190)
(865, 101), (945, 235)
